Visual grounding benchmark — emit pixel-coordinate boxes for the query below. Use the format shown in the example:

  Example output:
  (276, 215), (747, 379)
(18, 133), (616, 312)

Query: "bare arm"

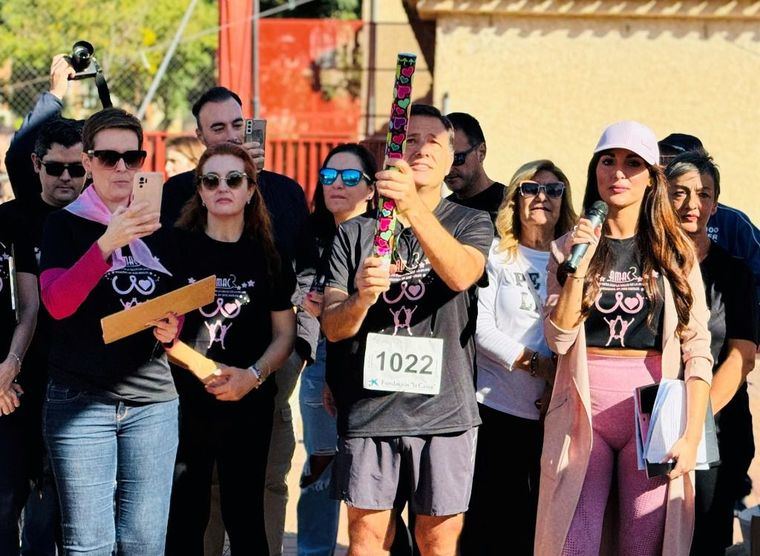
(710, 339), (756, 413)
(205, 308), (296, 402)
(0, 273), (39, 416)
(375, 160), (489, 292)
(321, 255), (391, 342)
(404, 208), (485, 291)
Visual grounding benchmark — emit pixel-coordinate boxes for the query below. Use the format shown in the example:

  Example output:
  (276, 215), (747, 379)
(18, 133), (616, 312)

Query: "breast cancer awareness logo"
(382, 280), (425, 305)
(111, 275), (156, 296)
(199, 297), (243, 319)
(594, 291), (645, 314)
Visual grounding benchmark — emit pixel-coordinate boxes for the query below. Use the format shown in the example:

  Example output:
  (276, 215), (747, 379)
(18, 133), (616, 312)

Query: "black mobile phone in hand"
(244, 118), (267, 146)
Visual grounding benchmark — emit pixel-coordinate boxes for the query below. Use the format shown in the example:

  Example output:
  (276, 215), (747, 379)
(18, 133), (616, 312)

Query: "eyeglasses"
(199, 171), (250, 190)
(87, 150), (147, 169)
(452, 142), (481, 166)
(319, 168), (371, 187)
(518, 181), (566, 199)
(39, 161), (86, 178)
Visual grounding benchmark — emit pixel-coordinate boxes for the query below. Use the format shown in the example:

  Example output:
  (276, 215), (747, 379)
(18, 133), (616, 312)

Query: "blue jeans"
(43, 382), (178, 556)
(297, 339), (340, 556)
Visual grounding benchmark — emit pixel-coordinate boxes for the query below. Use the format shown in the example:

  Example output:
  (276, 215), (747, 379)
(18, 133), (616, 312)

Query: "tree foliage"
(0, 0), (218, 128)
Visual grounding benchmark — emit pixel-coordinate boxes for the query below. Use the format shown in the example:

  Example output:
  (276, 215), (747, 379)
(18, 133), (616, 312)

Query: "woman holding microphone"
(536, 121), (713, 555)
(40, 107), (179, 555)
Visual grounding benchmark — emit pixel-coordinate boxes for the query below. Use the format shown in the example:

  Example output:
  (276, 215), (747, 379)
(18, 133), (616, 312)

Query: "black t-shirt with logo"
(0, 217), (37, 357)
(0, 196), (53, 395)
(170, 229), (296, 416)
(585, 237), (664, 350)
(40, 210), (177, 403)
(325, 199), (493, 437)
(700, 242), (757, 464)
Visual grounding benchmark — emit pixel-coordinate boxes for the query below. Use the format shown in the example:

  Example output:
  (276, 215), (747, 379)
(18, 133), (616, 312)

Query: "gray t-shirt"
(325, 199), (493, 437)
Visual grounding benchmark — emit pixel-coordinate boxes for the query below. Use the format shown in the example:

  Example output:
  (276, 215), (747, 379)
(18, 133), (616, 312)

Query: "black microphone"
(558, 200), (608, 284)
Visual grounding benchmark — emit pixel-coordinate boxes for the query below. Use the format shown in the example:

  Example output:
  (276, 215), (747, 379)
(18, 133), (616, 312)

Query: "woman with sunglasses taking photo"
(164, 143), (296, 555)
(460, 160), (576, 556)
(39, 107), (180, 555)
(297, 143), (376, 556)
(536, 121), (712, 555)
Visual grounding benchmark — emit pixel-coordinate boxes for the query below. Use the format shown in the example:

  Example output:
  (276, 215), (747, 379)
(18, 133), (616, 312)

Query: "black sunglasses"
(199, 171), (250, 190)
(39, 161), (86, 178)
(87, 149), (147, 169)
(519, 181), (565, 199)
(452, 142), (481, 166)
(319, 168), (371, 187)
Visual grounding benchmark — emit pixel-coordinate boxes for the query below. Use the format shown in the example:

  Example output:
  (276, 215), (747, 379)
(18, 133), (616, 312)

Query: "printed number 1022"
(375, 351), (433, 374)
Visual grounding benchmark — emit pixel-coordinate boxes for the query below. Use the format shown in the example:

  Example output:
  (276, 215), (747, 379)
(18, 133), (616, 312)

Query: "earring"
(201, 200), (206, 207)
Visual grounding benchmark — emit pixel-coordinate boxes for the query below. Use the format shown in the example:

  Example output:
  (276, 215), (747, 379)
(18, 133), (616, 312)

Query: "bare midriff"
(586, 347), (661, 358)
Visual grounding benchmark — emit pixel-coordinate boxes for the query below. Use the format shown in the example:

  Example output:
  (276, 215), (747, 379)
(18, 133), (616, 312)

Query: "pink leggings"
(562, 353), (668, 555)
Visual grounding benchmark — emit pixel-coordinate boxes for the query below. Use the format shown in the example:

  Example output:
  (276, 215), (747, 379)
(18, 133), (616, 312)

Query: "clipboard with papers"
(634, 378), (720, 478)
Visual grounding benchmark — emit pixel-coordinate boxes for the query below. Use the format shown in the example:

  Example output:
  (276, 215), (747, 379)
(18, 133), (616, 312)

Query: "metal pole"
(137, 0), (199, 120)
(364, 0), (377, 137)
(252, 0), (260, 118)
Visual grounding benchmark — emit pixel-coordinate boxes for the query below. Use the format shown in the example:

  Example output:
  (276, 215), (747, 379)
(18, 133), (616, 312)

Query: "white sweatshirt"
(476, 240), (551, 420)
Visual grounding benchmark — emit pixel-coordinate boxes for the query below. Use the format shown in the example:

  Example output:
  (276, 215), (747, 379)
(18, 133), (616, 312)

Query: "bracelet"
(570, 274), (586, 280)
(247, 364), (265, 387)
(8, 353), (21, 367)
(529, 351), (540, 378)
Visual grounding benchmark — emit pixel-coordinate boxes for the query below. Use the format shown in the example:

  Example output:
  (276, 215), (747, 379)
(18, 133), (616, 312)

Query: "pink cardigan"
(535, 235), (713, 556)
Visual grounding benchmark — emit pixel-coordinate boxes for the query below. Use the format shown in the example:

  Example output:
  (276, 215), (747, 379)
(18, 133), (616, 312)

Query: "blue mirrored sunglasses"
(319, 167), (371, 187)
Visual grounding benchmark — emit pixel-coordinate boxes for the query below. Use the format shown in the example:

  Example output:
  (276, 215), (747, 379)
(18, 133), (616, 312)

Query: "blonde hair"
(495, 159), (577, 260)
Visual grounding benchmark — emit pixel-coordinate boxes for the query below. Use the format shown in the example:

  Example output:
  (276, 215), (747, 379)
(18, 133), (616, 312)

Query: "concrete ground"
(230, 360), (760, 555)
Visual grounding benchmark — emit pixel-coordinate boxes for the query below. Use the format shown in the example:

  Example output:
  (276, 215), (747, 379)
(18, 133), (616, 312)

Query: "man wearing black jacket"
(3, 55), (85, 553)
(161, 86), (318, 556)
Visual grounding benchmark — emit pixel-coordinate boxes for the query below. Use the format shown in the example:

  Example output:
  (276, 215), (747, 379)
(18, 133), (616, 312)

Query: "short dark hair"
(192, 87), (243, 127)
(34, 117), (84, 159)
(665, 148), (721, 200)
(446, 112), (485, 146)
(82, 107), (143, 151)
(409, 104), (455, 151)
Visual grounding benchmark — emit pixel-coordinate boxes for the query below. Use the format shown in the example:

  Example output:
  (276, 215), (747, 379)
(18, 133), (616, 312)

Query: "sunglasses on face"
(199, 171), (250, 190)
(87, 150), (147, 169)
(452, 142), (481, 167)
(39, 161), (86, 178)
(518, 180), (566, 199)
(319, 168), (371, 187)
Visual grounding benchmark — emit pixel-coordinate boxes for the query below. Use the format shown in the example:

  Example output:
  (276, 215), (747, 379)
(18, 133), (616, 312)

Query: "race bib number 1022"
(363, 333), (443, 395)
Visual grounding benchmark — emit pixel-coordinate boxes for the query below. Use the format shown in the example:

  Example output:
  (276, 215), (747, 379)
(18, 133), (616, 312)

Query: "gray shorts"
(331, 428), (478, 516)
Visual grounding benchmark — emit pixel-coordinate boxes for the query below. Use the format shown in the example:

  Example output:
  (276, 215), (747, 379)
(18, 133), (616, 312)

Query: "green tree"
(0, 0), (217, 128)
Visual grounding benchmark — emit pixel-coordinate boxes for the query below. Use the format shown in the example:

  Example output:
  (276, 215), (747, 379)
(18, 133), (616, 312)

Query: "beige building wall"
(361, 0), (435, 138)
(411, 0), (760, 223)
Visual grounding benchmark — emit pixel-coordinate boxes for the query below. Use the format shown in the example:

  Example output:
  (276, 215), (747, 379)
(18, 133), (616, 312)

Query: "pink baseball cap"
(593, 120), (659, 166)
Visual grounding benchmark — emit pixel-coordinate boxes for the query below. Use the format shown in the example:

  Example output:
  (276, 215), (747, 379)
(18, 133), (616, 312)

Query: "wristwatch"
(247, 364), (265, 387)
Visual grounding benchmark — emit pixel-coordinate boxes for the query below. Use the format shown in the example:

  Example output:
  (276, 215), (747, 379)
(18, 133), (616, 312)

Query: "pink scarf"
(65, 186), (172, 276)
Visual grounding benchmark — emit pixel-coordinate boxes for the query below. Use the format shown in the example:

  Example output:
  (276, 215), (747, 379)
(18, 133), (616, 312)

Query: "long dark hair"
(176, 143), (280, 276)
(580, 151), (695, 334)
(311, 143), (378, 243)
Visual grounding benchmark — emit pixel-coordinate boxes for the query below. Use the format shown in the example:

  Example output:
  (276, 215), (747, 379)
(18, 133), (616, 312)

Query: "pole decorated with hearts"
(373, 53), (417, 261)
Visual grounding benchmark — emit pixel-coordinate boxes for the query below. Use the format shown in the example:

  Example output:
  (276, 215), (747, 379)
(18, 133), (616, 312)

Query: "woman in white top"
(460, 160), (576, 556)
